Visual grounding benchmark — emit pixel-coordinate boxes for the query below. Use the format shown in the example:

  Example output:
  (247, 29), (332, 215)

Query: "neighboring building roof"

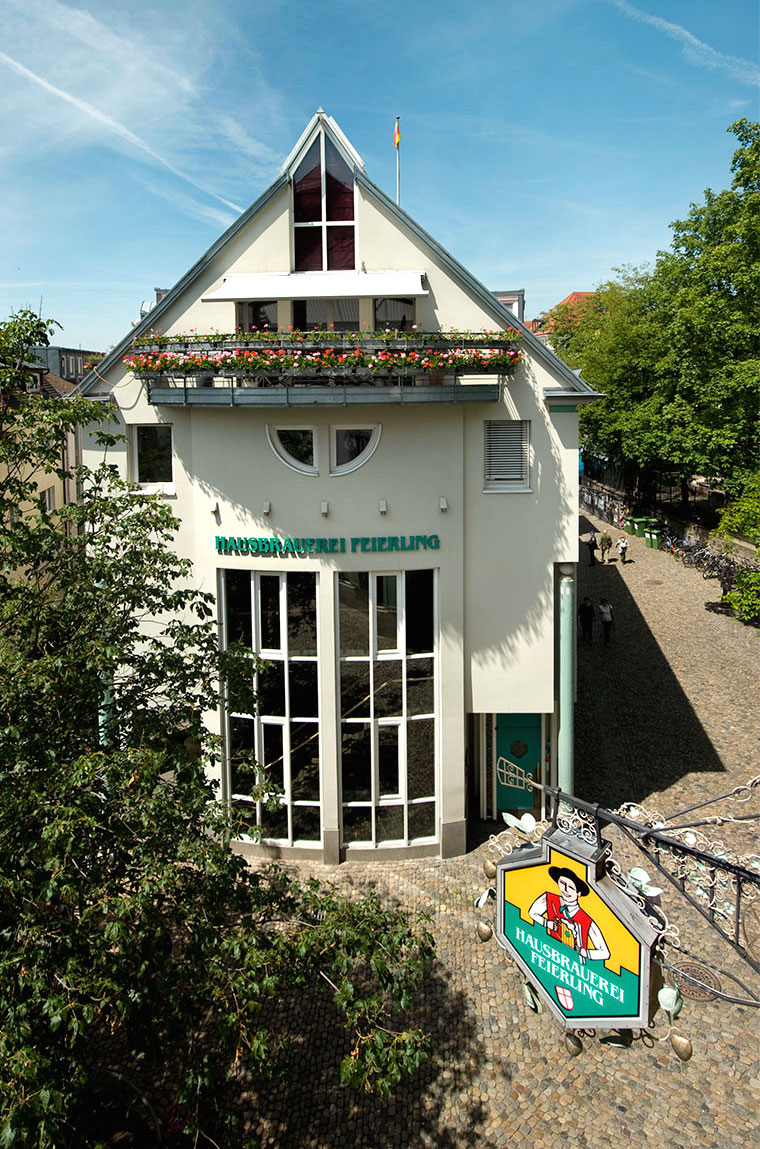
(530, 291), (594, 332)
(42, 371), (76, 397)
(79, 112), (599, 405)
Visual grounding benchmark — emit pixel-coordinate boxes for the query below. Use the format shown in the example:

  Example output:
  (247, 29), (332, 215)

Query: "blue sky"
(1, 0), (758, 349)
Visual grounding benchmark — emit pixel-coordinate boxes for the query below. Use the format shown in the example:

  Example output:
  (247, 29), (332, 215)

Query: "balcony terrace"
(124, 331), (521, 407)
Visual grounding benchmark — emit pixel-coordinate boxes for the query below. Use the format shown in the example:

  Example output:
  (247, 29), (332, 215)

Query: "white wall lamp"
(321, 501), (329, 518)
(379, 498), (387, 515)
(439, 497), (448, 513)
(262, 500), (271, 516)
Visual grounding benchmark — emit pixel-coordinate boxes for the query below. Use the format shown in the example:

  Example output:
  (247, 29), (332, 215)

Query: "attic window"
(293, 134), (355, 272)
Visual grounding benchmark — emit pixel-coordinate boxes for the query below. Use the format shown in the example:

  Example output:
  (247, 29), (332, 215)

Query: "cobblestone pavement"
(246, 516), (760, 1148)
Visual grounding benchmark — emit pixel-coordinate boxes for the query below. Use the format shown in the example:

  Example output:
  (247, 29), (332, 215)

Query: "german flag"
(393, 118), (400, 148)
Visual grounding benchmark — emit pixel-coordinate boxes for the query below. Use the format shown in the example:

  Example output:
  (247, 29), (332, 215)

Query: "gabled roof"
(79, 112), (598, 403)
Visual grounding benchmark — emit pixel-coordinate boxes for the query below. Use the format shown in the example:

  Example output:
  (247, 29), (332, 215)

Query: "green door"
(495, 713), (541, 812)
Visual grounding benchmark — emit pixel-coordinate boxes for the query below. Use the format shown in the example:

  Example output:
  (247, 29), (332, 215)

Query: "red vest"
(546, 891), (592, 950)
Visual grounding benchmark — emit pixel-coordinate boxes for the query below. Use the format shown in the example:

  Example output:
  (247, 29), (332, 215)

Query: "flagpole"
(395, 116), (400, 205)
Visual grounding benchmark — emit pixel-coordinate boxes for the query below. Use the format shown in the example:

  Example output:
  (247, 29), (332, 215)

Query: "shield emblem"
(555, 986), (574, 1010)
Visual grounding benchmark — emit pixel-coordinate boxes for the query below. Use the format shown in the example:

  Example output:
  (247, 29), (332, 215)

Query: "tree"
(0, 311), (435, 1147)
(714, 469), (760, 623)
(552, 121), (760, 505)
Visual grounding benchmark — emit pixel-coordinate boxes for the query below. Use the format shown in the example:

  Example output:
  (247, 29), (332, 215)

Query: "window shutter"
(484, 421), (529, 485)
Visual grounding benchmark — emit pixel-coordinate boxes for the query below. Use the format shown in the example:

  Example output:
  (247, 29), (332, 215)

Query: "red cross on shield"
(555, 985), (574, 1010)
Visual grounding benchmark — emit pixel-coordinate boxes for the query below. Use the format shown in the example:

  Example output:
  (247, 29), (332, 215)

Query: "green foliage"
(0, 311), (435, 1145)
(715, 471), (760, 623)
(553, 122), (760, 496)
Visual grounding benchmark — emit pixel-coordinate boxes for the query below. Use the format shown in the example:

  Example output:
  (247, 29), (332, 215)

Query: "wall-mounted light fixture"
(439, 497), (448, 513)
(379, 498), (387, 515)
(321, 501), (329, 518)
(262, 500), (271, 516)
(209, 499), (219, 515)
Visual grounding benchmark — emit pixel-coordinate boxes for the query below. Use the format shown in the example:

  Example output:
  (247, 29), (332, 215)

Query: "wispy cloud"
(0, 0), (284, 225)
(136, 178), (238, 232)
(604, 0), (760, 86)
(0, 51), (243, 214)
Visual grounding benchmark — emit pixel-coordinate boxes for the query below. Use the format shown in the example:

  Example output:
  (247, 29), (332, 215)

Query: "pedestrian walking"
(598, 598), (615, 646)
(586, 531), (598, 566)
(600, 532), (612, 564)
(577, 596), (595, 643)
(617, 535), (628, 564)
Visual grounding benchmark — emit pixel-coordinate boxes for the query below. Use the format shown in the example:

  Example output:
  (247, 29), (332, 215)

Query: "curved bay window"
(223, 570), (321, 844)
(293, 135), (355, 272)
(339, 569), (437, 847)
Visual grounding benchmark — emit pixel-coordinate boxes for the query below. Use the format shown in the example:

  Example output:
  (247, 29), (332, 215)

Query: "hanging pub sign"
(494, 828), (661, 1030)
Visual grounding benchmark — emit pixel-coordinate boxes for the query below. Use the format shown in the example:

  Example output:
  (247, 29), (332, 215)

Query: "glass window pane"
(288, 661), (318, 718)
(374, 298), (415, 330)
(261, 801), (289, 840)
(378, 725), (399, 796)
(137, 425), (172, 484)
(408, 801), (435, 840)
(295, 228), (323, 272)
(325, 138), (354, 221)
(292, 805), (321, 842)
(327, 226), (355, 271)
(236, 301), (276, 333)
(342, 805), (372, 844)
(407, 718), (434, 799)
(373, 660), (402, 718)
(293, 139), (321, 222)
(339, 572), (369, 656)
(286, 573), (317, 655)
(229, 716), (256, 797)
(291, 721), (320, 801)
(277, 430), (314, 468)
(376, 805), (404, 843)
(262, 723), (284, 791)
(376, 575), (398, 651)
(333, 298), (359, 332)
(335, 428), (373, 468)
(257, 660), (285, 716)
(406, 569), (434, 655)
(340, 661), (370, 719)
(341, 723), (371, 801)
(260, 576), (281, 649)
(224, 570), (252, 648)
(406, 658), (434, 716)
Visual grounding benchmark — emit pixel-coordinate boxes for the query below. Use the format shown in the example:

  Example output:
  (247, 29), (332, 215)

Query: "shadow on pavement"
(575, 514), (725, 808)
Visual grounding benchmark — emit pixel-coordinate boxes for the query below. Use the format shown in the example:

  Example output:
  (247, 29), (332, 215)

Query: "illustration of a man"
(528, 866), (610, 963)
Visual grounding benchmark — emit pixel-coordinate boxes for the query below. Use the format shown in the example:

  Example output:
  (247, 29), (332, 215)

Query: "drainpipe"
(557, 563), (575, 794)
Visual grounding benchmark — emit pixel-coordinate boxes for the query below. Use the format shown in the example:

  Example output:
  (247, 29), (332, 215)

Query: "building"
(79, 111), (598, 863)
(32, 345), (103, 385)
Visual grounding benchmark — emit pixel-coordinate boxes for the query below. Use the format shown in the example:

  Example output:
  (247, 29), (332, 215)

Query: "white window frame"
(132, 424), (175, 495)
(221, 570), (322, 847)
(483, 419), (531, 492)
(292, 129), (357, 273)
(329, 424), (381, 476)
(265, 425), (319, 476)
(338, 570), (438, 848)
(40, 486), (56, 514)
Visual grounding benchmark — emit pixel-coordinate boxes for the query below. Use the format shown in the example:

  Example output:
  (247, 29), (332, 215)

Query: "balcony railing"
(125, 330), (521, 406)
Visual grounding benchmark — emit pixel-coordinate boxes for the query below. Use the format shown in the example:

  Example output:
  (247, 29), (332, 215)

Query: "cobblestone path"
(246, 516), (759, 1148)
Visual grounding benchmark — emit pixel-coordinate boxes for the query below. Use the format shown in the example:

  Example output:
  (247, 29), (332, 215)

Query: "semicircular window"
(331, 426), (381, 475)
(267, 427), (318, 476)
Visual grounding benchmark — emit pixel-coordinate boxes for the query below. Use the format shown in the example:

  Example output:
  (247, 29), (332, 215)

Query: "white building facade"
(81, 112), (597, 863)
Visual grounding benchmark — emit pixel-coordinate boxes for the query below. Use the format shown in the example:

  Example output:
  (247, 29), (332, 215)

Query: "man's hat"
(549, 866), (590, 897)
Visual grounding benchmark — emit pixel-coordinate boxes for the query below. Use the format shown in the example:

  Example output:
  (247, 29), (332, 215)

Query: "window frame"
(132, 423), (175, 495)
(266, 425), (319, 476)
(483, 419), (531, 493)
(329, 424), (381, 476)
(292, 130), (356, 273)
(338, 569), (438, 848)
